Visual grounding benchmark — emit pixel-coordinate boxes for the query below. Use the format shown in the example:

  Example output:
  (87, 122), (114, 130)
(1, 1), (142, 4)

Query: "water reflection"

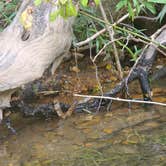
(0, 81), (165, 166)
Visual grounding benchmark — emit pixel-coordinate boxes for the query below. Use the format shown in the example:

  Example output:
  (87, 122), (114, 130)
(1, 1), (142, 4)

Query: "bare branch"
(75, 8), (137, 47)
(74, 94), (166, 107)
(93, 37), (124, 62)
(99, 2), (123, 79)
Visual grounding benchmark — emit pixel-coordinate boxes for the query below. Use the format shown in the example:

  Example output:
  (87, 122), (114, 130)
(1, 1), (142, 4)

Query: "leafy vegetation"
(73, 6), (110, 53)
(34, 0), (101, 21)
(0, 0), (20, 31)
(0, 0), (165, 63)
(116, 0), (157, 20)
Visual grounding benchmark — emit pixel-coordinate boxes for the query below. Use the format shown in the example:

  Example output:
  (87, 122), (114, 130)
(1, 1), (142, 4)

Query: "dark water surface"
(0, 81), (165, 166)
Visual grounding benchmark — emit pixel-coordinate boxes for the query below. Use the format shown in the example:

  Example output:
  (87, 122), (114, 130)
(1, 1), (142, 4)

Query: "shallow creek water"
(0, 80), (165, 166)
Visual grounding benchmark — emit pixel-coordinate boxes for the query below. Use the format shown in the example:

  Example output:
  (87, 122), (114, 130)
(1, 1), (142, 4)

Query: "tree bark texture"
(0, 0), (74, 108)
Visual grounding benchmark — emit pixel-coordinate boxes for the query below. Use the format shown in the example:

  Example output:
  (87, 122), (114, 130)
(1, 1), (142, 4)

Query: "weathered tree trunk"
(0, 0), (74, 113)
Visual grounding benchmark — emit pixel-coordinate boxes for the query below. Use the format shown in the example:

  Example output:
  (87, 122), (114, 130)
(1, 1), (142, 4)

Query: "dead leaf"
(103, 128), (113, 134)
(84, 143), (93, 147)
(106, 64), (112, 70)
(70, 66), (80, 73)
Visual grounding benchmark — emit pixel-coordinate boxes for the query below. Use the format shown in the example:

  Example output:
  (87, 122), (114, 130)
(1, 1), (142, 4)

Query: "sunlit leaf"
(94, 0), (100, 6)
(66, 0), (77, 17)
(49, 10), (59, 21)
(34, 0), (42, 6)
(80, 0), (88, 7)
(59, 0), (68, 5)
(127, 2), (134, 20)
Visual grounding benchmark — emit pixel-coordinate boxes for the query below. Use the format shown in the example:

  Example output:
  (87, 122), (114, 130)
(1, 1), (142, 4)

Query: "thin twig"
(74, 94), (166, 107)
(75, 8), (137, 47)
(93, 37), (124, 62)
(131, 37), (166, 57)
(134, 16), (157, 21)
(71, 45), (94, 52)
(88, 28), (103, 111)
(99, 2), (123, 79)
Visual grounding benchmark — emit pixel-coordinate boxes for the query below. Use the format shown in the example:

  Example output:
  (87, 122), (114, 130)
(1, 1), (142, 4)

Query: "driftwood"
(0, 0), (74, 121)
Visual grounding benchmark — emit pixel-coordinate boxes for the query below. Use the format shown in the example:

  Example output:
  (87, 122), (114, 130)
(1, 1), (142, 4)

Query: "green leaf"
(59, 0), (68, 5)
(58, 0), (77, 19)
(143, 2), (156, 14)
(94, 0), (100, 6)
(66, 0), (77, 17)
(116, 0), (127, 11)
(59, 6), (67, 18)
(133, 0), (141, 14)
(80, 0), (88, 7)
(148, 0), (166, 4)
(34, 0), (42, 6)
(0, 2), (4, 12)
(127, 2), (134, 20)
(157, 4), (166, 22)
(49, 10), (60, 21)
(133, 0), (138, 7)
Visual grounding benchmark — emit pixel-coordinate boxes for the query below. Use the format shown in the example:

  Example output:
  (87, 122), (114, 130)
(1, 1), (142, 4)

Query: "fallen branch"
(92, 37), (124, 62)
(74, 94), (166, 107)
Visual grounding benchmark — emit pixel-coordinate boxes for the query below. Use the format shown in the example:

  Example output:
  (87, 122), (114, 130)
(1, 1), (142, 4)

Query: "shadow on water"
(0, 79), (165, 166)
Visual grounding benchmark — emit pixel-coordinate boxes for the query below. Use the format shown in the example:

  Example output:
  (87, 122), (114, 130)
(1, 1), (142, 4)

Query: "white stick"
(0, 109), (3, 123)
(74, 94), (166, 107)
